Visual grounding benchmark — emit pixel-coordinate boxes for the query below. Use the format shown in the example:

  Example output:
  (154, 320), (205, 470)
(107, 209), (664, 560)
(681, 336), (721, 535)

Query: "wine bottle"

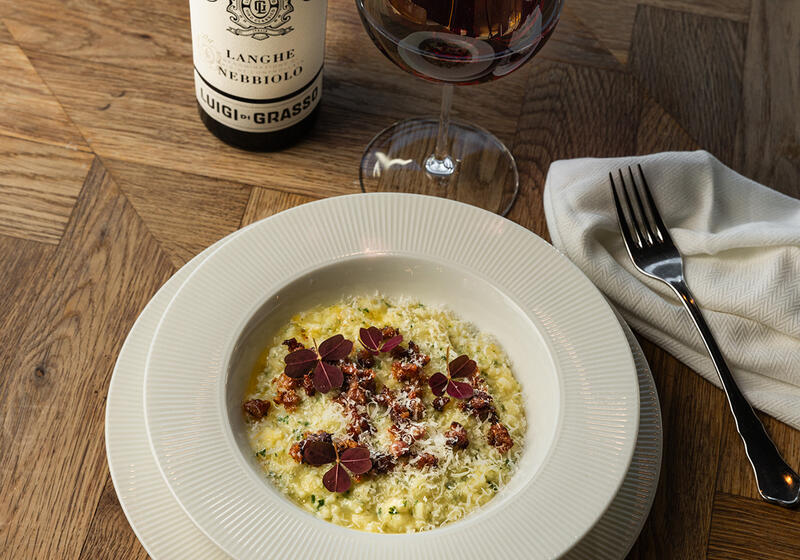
(190, 0), (328, 151)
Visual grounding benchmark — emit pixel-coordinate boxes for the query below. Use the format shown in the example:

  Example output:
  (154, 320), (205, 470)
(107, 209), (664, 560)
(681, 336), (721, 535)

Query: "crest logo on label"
(226, 0), (294, 40)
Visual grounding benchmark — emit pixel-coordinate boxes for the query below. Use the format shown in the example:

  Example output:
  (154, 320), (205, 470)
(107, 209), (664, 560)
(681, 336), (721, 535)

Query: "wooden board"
(734, 0), (800, 196)
(103, 158), (252, 267)
(629, 5), (747, 165)
(0, 135), (93, 244)
(0, 42), (90, 150)
(0, 160), (175, 558)
(0, 1), (798, 558)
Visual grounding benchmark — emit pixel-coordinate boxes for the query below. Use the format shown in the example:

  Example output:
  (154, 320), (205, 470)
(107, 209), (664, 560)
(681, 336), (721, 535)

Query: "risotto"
(242, 295), (526, 533)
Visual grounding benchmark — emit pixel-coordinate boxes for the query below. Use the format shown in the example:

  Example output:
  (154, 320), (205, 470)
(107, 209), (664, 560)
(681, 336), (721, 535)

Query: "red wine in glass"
(356, 0), (564, 215)
(359, 0), (561, 85)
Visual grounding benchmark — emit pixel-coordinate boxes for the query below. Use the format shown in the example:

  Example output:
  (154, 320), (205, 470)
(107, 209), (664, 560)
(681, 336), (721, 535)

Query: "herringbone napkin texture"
(543, 150), (800, 429)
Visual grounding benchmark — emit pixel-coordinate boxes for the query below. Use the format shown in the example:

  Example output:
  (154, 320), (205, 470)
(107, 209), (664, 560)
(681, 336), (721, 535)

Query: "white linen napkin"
(543, 150), (800, 429)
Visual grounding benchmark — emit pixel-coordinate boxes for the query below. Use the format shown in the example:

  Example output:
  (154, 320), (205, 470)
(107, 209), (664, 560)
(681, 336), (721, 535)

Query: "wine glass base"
(359, 118), (519, 216)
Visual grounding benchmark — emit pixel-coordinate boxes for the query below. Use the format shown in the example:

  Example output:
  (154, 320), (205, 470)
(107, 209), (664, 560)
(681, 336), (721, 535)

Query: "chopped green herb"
(417, 303), (425, 308)
(361, 308), (370, 314)
(303, 421), (310, 426)
(486, 479), (499, 492)
(445, 480), (457, 490)
(256, 448), (266, 458)
(504, 458), (512, 469)
(388, 506), (398, 514)
(493, 360), (500, 367)
(310, 494), (325, 510)
(277, 415), (289, 424)
(403, 499), (408, 508)
(378, 507), (382, 515)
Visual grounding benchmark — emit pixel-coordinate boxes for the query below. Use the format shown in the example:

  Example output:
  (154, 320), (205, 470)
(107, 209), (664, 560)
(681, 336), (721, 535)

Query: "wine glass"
(355, 0), (563, 215)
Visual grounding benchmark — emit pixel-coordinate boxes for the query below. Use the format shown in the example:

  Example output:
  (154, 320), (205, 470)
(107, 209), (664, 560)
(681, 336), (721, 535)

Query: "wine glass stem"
(425, 84), (456, 177)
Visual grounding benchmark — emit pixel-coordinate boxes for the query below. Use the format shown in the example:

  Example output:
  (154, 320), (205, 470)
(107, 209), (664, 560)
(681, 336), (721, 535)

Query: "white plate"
(106, 223), (662, 560)
(563, 311), (662, 559)
(143, 194), (640, 559)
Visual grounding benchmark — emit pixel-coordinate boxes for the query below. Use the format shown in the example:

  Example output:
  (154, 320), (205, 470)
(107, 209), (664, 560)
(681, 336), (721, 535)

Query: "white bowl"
(227, 254), (561, 495)
(143, 193), (639, 559)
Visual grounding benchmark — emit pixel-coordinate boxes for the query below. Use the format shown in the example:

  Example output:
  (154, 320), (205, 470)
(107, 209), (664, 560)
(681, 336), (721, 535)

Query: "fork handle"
(668, 280), (799, 507)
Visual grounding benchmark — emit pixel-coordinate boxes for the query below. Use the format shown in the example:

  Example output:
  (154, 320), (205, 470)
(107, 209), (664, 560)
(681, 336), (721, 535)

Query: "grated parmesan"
(244, 294), (526, 533)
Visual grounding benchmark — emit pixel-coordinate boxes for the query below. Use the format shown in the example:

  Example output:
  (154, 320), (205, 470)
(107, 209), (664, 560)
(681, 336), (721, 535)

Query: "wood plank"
(707, 493), (800, 559)
(561, 0), (638, 63)
(78, 476), (149, 560)
(509, 62), (641, 235)
(0, 43), (89, 150)
(0, 18), (14, 43)
(534, 6), (621, 71)
(103, 158), (252, 267)
(628, 6), (747, 165)
(0, 134), (94, 244)
(626, 338), (726, 559)
(644, 1), (750, 22)
(733, 0), (800, 197)
(241, 188), (316, 227)
(22, 49), (363, 198)
(2, 0), (191, 77)
(635, 101), (699, 154)
(0, 235), (53, 380)
(565, 0), (750, 64)
(0, 158), (174, 559)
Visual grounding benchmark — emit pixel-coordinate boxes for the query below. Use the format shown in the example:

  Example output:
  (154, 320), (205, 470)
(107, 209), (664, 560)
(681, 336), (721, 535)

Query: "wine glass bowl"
(357, 0), (562, 85)
(355, 0), (563, 214)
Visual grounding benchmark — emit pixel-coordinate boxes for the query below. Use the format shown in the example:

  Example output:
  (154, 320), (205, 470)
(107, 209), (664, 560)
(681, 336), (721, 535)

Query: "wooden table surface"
(1, 0), (799, 558)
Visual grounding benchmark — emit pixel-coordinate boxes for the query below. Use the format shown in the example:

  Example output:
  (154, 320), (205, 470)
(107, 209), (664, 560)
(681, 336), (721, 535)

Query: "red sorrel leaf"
(359, 327), (383, 353)
(323, 463), (351, 493)
(428, 372), (448, 396)
(380, 334), (403, 353)
(313, 361), (343, 393)
(340, 446), (372, 474)
(447, 379), (474, 400)
(449, 355), (477, 379)
(318, 335), (353, 361)
(284, 348), (317, 378)
(303, 441), (336, 466)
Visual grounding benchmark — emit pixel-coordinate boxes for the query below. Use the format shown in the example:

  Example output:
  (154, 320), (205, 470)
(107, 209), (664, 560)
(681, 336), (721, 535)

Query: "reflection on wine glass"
(356, 0), (563, 215)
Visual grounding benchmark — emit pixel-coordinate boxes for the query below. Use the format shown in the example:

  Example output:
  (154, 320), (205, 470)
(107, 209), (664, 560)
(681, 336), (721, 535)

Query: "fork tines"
(609, 164), (672, 250)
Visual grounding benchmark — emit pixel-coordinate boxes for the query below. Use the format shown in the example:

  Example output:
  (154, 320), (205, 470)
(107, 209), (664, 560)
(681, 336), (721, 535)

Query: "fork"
(610, 164), (800, 508)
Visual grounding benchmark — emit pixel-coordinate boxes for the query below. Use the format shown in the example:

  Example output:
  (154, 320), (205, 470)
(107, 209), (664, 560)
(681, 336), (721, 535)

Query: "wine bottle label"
(190, 0), (327, 133)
